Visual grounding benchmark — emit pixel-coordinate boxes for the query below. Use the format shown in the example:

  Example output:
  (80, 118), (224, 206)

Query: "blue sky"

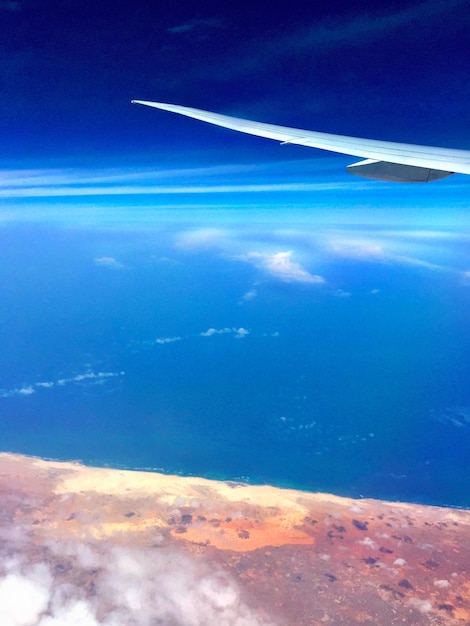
(1, 0), (469, 164)
(1, 0), (470, 226)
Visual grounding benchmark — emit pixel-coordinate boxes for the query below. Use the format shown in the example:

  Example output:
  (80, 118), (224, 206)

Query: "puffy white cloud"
(155, 336), (182, 344)
(0, 537), (275, 626)
(0, 569), (50, 625)
(200, 328), (232, 337)
(239, 251), (325, 284)
(234, 327), (250, 339)
(199, 327), (250, 339)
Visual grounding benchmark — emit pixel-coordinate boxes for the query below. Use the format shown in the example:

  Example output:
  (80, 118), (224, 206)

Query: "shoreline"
(2, 449), (467, 512)
(1, 452), (470, 624)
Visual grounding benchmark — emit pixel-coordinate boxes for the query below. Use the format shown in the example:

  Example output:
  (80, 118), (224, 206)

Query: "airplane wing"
(131, 100), (470, 183)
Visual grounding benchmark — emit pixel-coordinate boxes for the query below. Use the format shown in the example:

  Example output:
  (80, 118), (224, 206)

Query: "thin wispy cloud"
(462, 271), (470, 286)
(167, 17), (224, 34)
(93, 256), (124, 269)
(0, 0), (21, 11)
(175, 228), (231, 251)
(240, 288), (257, 302)
(183, 0), (468, 84)
(321, 233), (458, 274)
(0, 182), (355, 198)
(0, 161), (372, 200)
(0, 370), (125, 399)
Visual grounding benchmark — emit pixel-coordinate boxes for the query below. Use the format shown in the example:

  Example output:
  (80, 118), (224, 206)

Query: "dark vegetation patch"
(398, 579), (413, 590)
(352, 519), (368, 531)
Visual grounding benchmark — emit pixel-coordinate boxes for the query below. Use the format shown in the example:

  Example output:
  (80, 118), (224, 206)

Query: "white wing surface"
(132, 100), (470, 183)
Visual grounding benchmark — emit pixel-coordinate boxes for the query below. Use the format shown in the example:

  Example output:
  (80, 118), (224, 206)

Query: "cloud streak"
(155, 336), (182, 344)
(176, 0), (468, 86)
(93, 256), (124, 269)
(167, 17), (224, 34)
(0, 370), (125, 399)
(153, 327), (252, 346)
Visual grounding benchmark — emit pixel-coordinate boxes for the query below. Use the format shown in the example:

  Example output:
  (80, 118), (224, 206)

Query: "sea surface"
(1, 221), (469, 507)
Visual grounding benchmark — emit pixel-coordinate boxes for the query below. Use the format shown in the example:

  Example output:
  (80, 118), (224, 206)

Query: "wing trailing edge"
(346, 159), (453, 183)
(132, 100), (470, 183)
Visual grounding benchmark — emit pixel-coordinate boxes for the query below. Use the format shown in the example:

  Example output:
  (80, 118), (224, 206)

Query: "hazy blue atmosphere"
(1, 0), (470, 508)
(1, 208), (470, 507)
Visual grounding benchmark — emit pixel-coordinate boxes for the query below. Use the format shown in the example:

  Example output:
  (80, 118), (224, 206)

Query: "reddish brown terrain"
(0, 452), (469, 625)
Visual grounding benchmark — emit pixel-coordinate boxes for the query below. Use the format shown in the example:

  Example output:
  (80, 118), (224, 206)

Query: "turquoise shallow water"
(1, 223), (469, 507)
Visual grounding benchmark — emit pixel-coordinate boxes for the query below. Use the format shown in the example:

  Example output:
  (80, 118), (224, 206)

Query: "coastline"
(1, 452), (469, 624)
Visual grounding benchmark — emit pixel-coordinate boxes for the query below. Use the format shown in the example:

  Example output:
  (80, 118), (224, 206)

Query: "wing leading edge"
(131, 100), (470, 183)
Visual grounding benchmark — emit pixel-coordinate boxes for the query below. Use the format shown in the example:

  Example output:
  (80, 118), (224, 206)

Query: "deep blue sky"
(1, 0), (470, 164)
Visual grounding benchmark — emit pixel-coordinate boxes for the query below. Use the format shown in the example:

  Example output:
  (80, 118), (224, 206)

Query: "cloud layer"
(0, 534), (274, 626)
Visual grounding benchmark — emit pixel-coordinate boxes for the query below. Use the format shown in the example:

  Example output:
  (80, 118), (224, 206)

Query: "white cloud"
(93, 257), (124, 269)
(183, 0), (467, 85)
(322, 232), (458, 275)
(175, 228), (231, 251)
(167, 17), (223, 34)
(155, 336), (182, 344)
(0, 371), (125, 399)
(0, 565), (51, 625)
(326, 237), (385, 260)
(199, 327), (250, 339)
(234, 327), (249, 339)
(332, 289), (351, 298)
(0, 176), (347, 199)
(240, 288), (257, 302)
(0, 536), (275, 626)
(200, 327), (232, 337)
(239, 251), (325, 284)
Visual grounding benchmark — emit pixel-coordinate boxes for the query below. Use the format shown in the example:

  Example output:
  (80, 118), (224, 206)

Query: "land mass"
(0, 453), (469, 625)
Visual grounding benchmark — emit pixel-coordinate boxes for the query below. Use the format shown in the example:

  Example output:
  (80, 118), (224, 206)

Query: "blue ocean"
(1, 220), (469, 507)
